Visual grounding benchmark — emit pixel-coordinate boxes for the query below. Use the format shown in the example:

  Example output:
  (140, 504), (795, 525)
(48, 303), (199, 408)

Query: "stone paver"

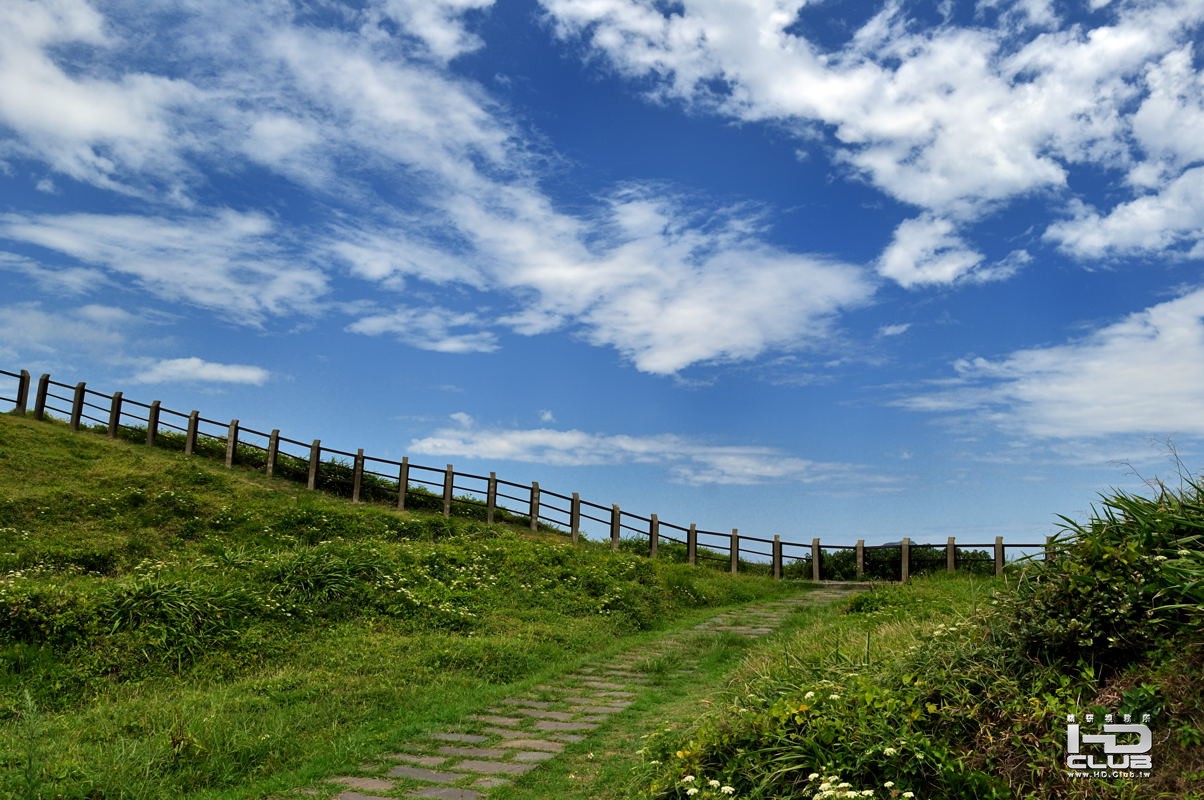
(455, 759), (538, 776)
(387, 765), (467, 784)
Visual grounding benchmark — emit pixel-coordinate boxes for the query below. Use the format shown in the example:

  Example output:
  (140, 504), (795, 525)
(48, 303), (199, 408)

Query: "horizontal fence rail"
(0, 368), (1054, 581)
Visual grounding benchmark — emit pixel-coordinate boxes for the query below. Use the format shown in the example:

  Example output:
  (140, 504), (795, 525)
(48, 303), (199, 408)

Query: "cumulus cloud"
(130, 357), (270, 385)
(408, 416), (885, 487)
(896, 287), (1204, 439)
(540, 0), (1204, 280)
(878, 215), (984, 288)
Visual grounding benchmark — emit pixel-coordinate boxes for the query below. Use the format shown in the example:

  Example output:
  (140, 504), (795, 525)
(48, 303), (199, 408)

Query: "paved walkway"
(293, 585), (864, 800)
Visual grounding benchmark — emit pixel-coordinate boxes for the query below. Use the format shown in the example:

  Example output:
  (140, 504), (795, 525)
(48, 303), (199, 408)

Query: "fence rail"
(0, 368), (1054, 581)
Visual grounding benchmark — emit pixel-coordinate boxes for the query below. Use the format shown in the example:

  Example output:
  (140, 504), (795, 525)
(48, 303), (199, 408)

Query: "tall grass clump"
(636, 477), (1204, 799)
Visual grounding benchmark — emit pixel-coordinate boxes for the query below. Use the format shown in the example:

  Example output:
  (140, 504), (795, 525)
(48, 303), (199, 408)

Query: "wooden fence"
(0, 368), (1053, 581)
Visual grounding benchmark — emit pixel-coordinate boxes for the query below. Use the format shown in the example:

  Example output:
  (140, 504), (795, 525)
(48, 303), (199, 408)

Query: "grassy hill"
(0, 412), (796, 799)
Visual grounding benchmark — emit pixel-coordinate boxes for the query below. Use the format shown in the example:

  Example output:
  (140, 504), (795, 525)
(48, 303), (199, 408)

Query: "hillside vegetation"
(637, 478), (1204, 799)
(0, 413), (795, 799)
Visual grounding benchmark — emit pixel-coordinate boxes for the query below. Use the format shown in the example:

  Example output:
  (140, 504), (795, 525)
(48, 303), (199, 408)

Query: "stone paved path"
(292, 585), (865, 800)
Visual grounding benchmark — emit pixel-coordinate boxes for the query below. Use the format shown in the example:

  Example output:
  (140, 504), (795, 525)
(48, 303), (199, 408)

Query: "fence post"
(610, 504), (621, 551)
(398, 458), (411, 511)
(15, 370), (30, 414)
(70, 382), (86, 431)
(442, 465), (454, 518)
(901, 537), (911, 582)
(570, 492), (581, 544)
(649, 514), (659, 559)
(224, 419), (239, 467)
(811, 538), (821, 581)
(994, 536), (1005, 576)
(946, 536), (957, 572)
(485, 471), (496, 522)
(265, 430), (279, 477)
(307, 439), (321, 490)
(687, 524), (697, 566)
(1045, 535), (1055, 563)
(33, 374), (50, 420)
(107, 391), (123, 438)
(529, 481), (540, 531)
(146, 401), (161, 446)
(184, 411), (199, 455)
(352, 449), (364, 503)
(730, 529), (739, 574)
(855, 539), (865, 579)
(773, 534), (782, 580)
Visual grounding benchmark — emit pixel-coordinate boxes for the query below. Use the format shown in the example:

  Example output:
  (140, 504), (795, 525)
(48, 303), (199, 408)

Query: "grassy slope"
(0, 413), (800, 799)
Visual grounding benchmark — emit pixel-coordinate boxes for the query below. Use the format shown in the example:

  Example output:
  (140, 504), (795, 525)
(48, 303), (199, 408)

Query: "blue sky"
(2, 0), (1204, 547)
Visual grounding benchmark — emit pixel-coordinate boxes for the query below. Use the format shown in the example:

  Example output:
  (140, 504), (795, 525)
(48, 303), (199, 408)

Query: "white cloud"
(347, 307), (499, 353)
(0, 251), (107, 294)
(540, 0), (1204, 270)
(373, 0), (496, 62)
(878, 215), (983, 288)
(408, 419), (883, 487)
(0, 210), (327, 321)
(1045, 167), (1204, 259)
(897, 287), (1204, 439)
(878, 323), (910, 337)
(0, 0), (196, 191)
(0, 301), (133, 355)
(130, 357), (270, 385)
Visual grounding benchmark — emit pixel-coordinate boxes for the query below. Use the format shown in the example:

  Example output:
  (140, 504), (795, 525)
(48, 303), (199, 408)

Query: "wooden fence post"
(529, 481), (540, 531)
(485, 471), (496, 522)
(946, 536), (957, 572)
(901, 537), (911, 583)
(610, 504), (621, 551)
(649, 514), (659, 559)
(811, 538), (821, 581)
(224, 419), (239, 467)
(146, 401), (160, 446)
(1045, 535), (1055, 563)
(773, 534), (782, 580)
(184, 411), (199, 455)
(994, 536), (1005, 576)
(570, 492), (581, 544)
(70, 382), (86, 431)
(15, 370), (29, 414)
(855, 539), (865, 579)
(398, 458), (411, 511)
(687, 524), (697, 566)
(307, 439), (321, 490)
(730, 529), (739, 574)
(442, 465), (454, 518)
(33, 374), (50, 420)
(107, 391), (123, 438)
(352, 449), (364, 503)
(265, 430), (279, 477)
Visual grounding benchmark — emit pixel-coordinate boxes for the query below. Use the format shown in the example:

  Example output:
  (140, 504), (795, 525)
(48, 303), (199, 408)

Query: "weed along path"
(292, 586), (863, 800)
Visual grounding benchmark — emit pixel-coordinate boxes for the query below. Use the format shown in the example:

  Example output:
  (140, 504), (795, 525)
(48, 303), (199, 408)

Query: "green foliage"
(1002, 477), (1204, 670)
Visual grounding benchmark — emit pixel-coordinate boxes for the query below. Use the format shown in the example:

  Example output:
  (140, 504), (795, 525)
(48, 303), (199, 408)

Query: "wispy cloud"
(130, 357), (270, 385)
(409, 415), (892, 488)
(0, 210), (327, 322)
(347, 307), (499, 354)
(896, 287), (1204, 439)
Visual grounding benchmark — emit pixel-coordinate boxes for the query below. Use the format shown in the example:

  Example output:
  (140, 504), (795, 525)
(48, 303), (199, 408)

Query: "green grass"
(0, 413), (800, 799)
